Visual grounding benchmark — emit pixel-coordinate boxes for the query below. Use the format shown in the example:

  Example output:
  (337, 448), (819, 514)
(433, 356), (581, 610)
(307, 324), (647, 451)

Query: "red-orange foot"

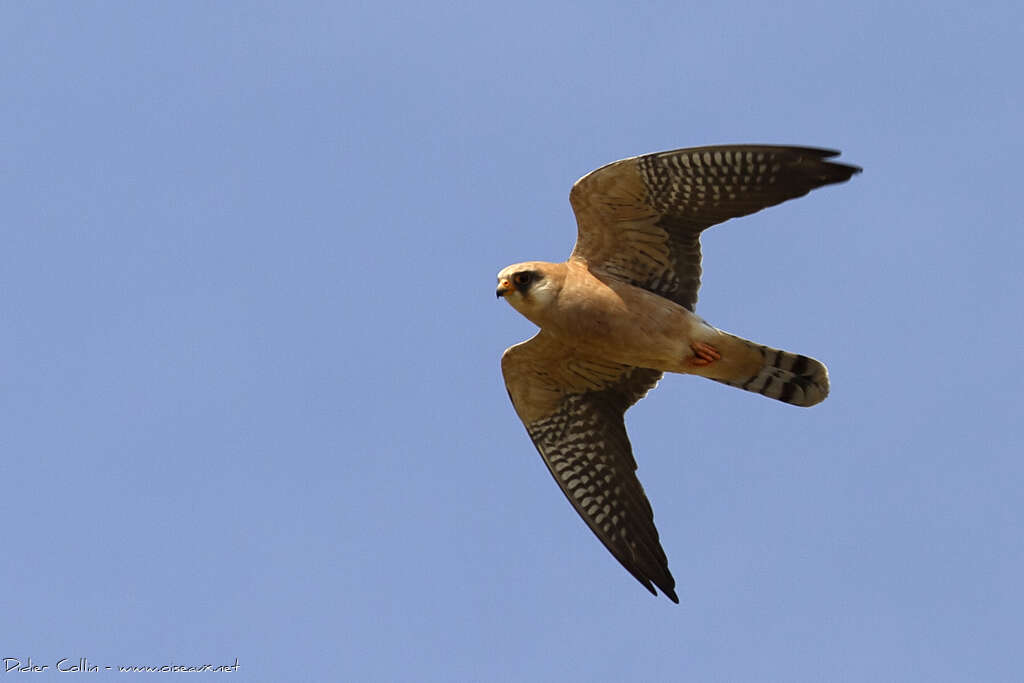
(688, 341), (722, 367)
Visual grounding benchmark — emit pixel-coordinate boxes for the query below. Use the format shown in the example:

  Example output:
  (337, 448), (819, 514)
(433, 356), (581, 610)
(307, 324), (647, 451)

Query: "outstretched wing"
(501, 331), (677, 602)
(569, 145), (860, 311)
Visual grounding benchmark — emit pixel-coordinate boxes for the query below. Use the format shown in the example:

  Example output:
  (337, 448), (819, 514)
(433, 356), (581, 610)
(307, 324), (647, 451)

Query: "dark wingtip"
(804, 147), (862, 180)
(824, 161), (862, 185)
(638, 572), (679, 603)
(800, 150), (862, 185)
(792, 145), (842, 158)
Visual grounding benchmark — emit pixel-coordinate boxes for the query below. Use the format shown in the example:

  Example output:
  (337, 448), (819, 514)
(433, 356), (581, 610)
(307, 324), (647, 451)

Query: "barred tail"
(708, 334), (830, 407)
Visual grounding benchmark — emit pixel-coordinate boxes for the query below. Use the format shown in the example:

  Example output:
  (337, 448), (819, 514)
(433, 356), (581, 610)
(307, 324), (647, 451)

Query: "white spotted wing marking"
(501, 332), (678, 602)
(570, 145), (861, 311)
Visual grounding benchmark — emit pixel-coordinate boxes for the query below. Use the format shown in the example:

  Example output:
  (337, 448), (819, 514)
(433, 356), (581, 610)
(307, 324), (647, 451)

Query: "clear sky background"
(2, 2), (1022, 681)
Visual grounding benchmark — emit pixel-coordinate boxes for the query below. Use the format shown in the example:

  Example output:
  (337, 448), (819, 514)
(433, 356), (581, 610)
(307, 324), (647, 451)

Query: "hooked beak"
(496, 279), (513, 298)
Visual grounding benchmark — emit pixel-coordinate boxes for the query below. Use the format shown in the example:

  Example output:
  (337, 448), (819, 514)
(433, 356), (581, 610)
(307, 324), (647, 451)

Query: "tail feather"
(709, 334), (829, 407)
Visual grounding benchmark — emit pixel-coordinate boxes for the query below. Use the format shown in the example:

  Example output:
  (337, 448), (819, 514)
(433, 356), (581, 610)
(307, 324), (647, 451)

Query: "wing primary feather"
(503, 335), (678, 602)
(501, 144), (860, 604)
(569, 144), (860, 310)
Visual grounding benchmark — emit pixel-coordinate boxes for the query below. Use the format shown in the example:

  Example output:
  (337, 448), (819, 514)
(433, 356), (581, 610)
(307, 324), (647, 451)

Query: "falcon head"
(496, 262), (563, 323)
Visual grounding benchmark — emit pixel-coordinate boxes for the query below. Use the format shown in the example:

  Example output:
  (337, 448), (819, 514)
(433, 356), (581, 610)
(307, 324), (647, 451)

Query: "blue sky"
(2, 2), (1022, 681)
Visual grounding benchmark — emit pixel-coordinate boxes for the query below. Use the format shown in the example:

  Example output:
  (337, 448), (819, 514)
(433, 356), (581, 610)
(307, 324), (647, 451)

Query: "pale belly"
(546, 277), (717, 372)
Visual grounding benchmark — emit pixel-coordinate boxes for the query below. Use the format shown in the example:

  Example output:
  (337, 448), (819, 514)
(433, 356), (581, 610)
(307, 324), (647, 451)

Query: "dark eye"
(513, 272), (533, 287)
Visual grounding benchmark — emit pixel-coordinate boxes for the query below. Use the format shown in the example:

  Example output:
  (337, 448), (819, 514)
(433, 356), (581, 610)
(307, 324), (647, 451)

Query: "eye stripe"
(514, 272), (534, 287)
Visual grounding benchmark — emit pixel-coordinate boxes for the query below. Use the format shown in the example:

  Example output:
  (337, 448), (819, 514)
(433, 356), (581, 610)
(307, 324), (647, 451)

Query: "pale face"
(495, 262), (557, 323)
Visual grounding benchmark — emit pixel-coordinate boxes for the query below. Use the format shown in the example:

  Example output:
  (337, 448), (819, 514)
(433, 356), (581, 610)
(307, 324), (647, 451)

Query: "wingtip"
(654, 579), (679, 604)
(796, 145), (842, 158)
(825, 161), (862, 183)
(807, 153), (861, 185)
(637, 572), (679, 603)
(813, 149), (861, 179)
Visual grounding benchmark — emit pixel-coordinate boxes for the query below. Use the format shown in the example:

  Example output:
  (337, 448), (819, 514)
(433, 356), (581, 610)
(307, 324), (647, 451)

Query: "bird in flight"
(497, 144), (860, 602)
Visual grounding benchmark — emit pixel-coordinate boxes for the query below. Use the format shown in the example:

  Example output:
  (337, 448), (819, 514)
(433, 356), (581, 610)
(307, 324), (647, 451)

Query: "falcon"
(497, 144), (860, 603)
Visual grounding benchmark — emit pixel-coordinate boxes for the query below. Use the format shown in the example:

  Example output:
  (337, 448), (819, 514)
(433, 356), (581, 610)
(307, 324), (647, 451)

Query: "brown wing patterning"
(571, 145), (861, 311)
(503, 335), (677, 601)
(501, 144), (861, 602)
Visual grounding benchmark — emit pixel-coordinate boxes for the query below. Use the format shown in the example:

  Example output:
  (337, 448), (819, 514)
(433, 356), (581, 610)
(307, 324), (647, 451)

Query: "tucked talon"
(689, 341), (721, 367)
